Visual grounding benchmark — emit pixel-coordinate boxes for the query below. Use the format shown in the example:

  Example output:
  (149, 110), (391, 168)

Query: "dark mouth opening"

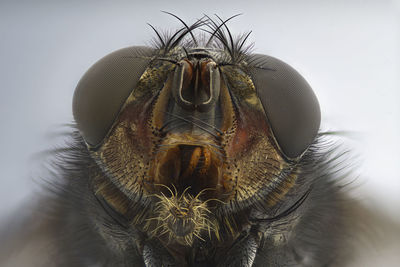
(152, 144), (221, 199)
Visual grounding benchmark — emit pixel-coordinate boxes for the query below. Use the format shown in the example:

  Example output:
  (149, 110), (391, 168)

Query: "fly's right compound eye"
(248, 54), (321, 159)
(72, 46), (154, 147)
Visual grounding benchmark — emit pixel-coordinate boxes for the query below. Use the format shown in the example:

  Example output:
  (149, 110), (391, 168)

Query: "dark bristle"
(148, 13), (252, 65)
(147, 23), (165, 48)
(161, 11), (200, 47)
(149, 13), (206, 55)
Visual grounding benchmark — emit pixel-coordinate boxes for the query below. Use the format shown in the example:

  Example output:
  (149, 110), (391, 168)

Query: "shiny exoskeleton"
(0, 16), (360, 267)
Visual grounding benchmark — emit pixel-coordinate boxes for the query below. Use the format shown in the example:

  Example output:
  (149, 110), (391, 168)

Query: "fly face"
(72, 16), (321, 262)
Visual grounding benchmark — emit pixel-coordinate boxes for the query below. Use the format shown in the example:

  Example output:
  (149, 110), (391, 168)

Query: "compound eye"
(73, 46), (154, 147)
(248, 54), (321, 159)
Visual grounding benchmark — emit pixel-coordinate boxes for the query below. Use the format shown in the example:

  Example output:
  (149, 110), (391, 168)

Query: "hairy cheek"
(228, 109), (271, 155)
(230, 127), (250, 154)
(124, 99), (155, 148)
(91, 98), (157, 197)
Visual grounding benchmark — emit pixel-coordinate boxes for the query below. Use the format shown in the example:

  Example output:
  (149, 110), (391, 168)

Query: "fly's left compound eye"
(72, 46), (154, 147)
(248, 54), (321, 159)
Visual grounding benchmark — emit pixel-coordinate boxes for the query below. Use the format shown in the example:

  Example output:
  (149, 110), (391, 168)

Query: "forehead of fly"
(153, 46), (267, 129)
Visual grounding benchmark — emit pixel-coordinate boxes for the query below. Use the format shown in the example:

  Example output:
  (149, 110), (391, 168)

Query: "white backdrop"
(0, 0), (399, 264)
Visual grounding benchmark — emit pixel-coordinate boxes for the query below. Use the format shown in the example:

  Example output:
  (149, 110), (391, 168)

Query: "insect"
(0, 14), (362, 266)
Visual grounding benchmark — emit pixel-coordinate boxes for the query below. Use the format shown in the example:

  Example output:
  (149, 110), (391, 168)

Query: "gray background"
(0, 0), (399, 264)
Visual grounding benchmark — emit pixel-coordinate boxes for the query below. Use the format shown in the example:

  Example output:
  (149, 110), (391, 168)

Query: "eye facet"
(248, 54), (321, 159)
(72, 46), (154, 147)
